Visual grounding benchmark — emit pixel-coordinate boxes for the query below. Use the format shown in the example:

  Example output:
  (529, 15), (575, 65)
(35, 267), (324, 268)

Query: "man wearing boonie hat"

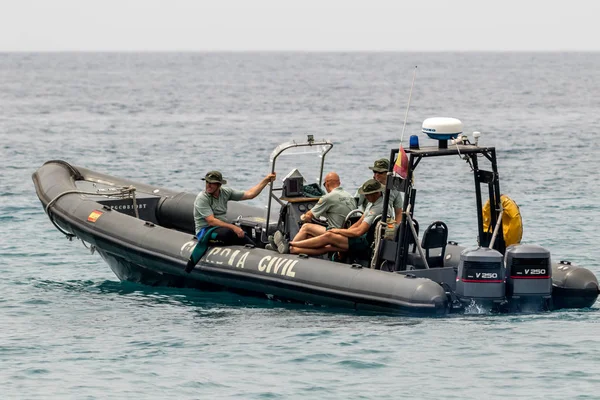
(193, 169), (276, 246)
(278, 179), (384, 259)
(355, 157), (404, 223)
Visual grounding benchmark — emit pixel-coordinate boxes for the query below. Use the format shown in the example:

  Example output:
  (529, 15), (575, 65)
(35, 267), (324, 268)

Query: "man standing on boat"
(356, 158), (403, 223)
(283, 172), (355, 244)
(276, 179), (384, 258)
(194, 170), (276, 246)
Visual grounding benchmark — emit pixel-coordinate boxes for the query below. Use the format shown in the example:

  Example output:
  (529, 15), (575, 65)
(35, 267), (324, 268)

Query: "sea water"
(1, 52), (600, 399)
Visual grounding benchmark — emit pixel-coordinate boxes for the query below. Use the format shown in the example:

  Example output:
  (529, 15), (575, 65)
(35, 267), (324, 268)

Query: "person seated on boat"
(194, 170), (276, 246)
(275, 179), (384, 257)
(290, 172), (356, 242)
(355, 158), (403, 224)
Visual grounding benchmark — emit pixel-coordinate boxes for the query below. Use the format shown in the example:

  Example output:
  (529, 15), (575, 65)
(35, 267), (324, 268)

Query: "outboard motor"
(505, 244), (552, 311)
(456, 247), (505, 306)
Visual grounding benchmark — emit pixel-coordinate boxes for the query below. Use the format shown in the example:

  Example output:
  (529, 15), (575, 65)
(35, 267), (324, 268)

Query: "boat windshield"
(262, 138), (334, 243)
(269, 140), (333, 163)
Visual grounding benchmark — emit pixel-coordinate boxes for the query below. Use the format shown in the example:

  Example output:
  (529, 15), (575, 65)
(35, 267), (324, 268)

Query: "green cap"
(368, 158), (389, 173)
(358, 178), (383, 195)
(202, 171), (227, 184)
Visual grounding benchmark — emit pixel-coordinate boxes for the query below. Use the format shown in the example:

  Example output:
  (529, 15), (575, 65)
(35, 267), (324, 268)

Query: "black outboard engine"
(456, 247), (505, 307)
(505, 244), (552, 311)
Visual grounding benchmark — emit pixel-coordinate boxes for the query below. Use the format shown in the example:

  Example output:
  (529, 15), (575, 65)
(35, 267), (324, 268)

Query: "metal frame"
(261, 137), (334, 243)
(375, 143), (504, 271)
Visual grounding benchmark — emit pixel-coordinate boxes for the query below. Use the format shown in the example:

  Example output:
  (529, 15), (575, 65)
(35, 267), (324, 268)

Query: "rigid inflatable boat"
(32, 119), (599, 315)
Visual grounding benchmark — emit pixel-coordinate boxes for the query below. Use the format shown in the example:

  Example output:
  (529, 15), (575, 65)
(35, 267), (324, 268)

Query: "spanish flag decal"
(87, 210), (103, 223)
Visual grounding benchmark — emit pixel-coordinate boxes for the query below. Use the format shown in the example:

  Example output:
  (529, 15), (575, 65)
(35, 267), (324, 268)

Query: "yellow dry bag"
(482, 194), (523, 247)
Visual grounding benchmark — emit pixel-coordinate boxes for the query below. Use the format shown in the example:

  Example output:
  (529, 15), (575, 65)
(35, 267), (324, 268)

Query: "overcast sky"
(1, 0), (599, 52)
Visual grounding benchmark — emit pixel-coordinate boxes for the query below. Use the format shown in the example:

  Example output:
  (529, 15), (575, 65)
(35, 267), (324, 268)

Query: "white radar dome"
(422, 117), (463, 141)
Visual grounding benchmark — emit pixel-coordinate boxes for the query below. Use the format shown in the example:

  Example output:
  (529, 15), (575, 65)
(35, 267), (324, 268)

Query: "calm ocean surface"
(1, 52), (600, 399)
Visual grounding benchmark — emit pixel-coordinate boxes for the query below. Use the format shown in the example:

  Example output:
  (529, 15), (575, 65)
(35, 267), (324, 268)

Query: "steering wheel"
(343, 209), (364, 229)
(310, 215), (328, 226)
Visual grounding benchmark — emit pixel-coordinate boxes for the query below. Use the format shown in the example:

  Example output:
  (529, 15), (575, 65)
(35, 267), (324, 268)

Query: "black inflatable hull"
(32, 161), (449, 316)
(551, 262), (599, 309)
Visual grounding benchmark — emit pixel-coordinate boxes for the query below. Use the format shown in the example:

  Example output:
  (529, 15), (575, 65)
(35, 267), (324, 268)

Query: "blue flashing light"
(409, 135), (420, 149)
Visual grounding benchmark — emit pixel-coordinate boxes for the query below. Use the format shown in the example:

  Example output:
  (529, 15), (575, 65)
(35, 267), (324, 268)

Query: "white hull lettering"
(282, 260), (298, 277)
(281, 259), (290, 275)
(221, 248), (231, 259)
(258, 256), (298, 277)
(206, 247), (226, 265)
(258, 256), (271, 272)
(228, 250), (240, 266)
(180, 240), (196, 257)
(272, 258), (287, 274)
(205, 247), (248, 268)
(206, 247), (222, 262)
(270, 257), (281, 273)
(236, 252), (248, 268)
(109, 203), (148, 210)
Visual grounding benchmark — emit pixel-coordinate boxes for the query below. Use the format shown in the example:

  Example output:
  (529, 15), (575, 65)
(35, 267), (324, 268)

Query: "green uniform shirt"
(309, 186), (355, 229)
(355, 188), (403, 219)
(363, 195), (385, 226)
(194, 186), (245, 233)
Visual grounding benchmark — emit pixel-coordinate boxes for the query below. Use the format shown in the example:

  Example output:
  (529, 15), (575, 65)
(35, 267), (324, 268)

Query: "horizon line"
(2, 49), (599, 53)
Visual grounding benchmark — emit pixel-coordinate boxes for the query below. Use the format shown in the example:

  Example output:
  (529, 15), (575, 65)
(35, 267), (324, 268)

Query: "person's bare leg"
(290, 231), (349, 250)
(292, 223), (326, 242)
(290, 244), (347, 256)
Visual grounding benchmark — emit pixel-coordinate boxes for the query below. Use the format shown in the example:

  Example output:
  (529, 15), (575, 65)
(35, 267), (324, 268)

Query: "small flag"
(393, 145), (408, 179)
(87, 210), (103, 223)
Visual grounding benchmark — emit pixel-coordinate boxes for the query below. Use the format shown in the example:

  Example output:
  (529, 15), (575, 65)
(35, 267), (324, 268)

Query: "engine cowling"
(505, 244), (552, 297)
(456, 247), (505, 303)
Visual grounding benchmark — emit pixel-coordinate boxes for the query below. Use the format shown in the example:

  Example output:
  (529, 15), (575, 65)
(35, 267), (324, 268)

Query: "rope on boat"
(370, 219), (386, 269)
(45, 185), (140, 239)
(454, 139), (475, 171)
(488, 206), (505, 250)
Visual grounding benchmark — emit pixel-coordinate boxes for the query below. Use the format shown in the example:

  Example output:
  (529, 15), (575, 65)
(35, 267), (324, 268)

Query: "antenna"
(400, 66), (417, 146)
